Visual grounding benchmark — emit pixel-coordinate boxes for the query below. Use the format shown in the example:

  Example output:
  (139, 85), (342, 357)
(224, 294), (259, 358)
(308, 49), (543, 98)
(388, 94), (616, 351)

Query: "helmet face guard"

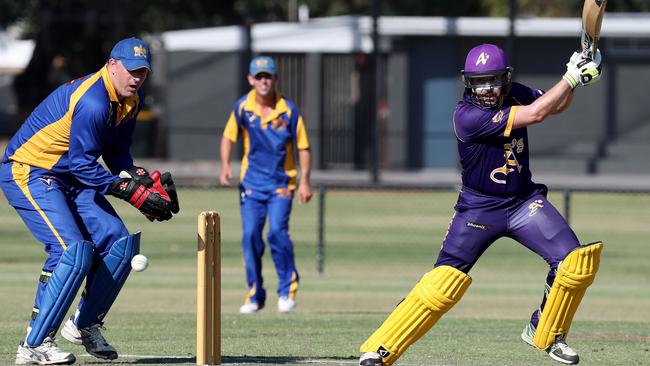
(461, 67), (513, 109)
(461, 44), (512, 109)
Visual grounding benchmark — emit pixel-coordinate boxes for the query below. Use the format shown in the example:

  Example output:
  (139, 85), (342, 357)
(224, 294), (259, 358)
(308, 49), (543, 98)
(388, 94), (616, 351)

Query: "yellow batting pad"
(360, 266), (471, 366)
(533, 242), (603, 350)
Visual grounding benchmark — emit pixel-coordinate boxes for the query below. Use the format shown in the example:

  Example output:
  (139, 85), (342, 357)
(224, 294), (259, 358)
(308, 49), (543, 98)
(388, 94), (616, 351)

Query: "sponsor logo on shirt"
(466, 221), (491, 231)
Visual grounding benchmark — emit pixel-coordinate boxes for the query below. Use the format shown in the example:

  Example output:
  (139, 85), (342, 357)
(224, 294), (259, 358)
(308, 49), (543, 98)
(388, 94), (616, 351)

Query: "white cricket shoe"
(521, 322), (579, 365)
(359, 352), (384, 366)
(15, 337), (75, 365)
(239, 302), (262, 314)
(277, 296), (296, 313)
(61, 317), (117, 360)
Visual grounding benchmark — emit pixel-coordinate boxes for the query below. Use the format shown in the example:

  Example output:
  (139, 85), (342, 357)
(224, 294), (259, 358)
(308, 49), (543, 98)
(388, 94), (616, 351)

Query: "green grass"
(1, 188), (648, 365)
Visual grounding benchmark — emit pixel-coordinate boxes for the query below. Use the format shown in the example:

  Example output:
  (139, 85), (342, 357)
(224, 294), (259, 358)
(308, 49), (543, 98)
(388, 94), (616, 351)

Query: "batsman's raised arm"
(511, 49), (602, 130)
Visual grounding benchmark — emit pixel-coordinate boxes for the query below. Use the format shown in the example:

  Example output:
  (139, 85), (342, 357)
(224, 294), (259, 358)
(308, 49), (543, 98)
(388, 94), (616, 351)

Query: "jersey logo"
(271, 118), (287, 131)
(245, 111), (257, 127)
(475, 52), (490, 66)
(528, 199), (544, 216)
(133, 45), (147, 58)
(492, 110), (505, 123)
(490, 139), (524, 184)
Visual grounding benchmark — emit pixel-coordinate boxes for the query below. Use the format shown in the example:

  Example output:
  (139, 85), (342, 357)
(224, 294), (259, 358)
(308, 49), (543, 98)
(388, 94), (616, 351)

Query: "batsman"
(0, 37), (180, 365)
(359, 44), (603, 366)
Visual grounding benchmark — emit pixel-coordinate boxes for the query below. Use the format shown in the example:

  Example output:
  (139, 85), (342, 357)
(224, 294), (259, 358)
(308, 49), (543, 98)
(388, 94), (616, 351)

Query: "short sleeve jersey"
(453, 82), (544, 197)
(223, 90), (310, 193)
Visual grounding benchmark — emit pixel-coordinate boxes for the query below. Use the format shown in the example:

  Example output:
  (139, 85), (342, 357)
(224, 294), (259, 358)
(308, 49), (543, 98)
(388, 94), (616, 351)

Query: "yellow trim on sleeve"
(11, 162), (66, 248)
(223, 112), (239, 142)
(504, 106), (517, 137)
(10, 71), (102, 170)
(239, 128), (250, 183)
(296, 116), (310, 150)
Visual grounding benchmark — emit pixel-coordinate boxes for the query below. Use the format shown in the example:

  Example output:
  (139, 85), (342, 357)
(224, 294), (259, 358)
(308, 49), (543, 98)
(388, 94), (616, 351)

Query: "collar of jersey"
(243, 89), (289, 128)
(100, 65), (139, 125)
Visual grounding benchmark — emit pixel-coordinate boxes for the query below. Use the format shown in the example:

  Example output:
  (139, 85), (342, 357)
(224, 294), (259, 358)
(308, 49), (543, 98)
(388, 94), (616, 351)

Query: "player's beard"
(476, 87), (502, 108)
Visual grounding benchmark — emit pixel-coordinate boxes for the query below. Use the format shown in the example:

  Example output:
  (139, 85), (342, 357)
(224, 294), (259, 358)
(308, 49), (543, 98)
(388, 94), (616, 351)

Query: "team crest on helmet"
(133, 45), (147, 58)
(475, 52), (490, 66)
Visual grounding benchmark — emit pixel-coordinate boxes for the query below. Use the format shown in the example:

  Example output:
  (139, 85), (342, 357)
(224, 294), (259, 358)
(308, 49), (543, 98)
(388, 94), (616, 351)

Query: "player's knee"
(556, 241), (603, 289)
(266, 228), (289, 245)
(413, 266), (471, 312)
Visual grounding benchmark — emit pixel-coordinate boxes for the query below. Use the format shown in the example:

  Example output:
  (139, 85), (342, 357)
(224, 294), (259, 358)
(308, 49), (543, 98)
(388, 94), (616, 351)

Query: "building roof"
(161, 14), (650, 53)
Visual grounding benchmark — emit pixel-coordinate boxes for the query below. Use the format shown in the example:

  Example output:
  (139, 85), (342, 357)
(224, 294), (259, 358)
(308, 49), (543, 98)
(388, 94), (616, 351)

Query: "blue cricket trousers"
(0, 162), (128, 327)
(239, 186), (299, 306)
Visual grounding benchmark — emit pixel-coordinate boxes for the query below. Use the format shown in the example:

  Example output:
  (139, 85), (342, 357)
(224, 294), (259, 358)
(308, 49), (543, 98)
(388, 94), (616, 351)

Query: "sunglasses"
(254, 73), (273, 80)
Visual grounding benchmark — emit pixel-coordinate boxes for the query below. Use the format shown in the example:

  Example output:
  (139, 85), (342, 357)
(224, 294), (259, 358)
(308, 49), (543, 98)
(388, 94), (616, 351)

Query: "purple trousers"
(434, 184), (579, 326)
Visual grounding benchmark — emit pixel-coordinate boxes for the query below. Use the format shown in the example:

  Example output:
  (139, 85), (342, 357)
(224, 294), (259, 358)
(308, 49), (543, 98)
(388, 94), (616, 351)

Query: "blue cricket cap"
(249, 56), (276, 76)
(110, 37), (152, 71)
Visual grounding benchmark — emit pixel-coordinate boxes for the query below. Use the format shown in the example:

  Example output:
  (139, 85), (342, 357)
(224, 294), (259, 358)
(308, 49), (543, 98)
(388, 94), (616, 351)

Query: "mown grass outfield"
(1, 188), (649, 365)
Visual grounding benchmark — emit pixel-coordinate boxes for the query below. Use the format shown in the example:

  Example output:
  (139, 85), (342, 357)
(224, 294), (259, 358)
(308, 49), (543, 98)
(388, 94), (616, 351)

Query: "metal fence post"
(317, 186), (326, 275)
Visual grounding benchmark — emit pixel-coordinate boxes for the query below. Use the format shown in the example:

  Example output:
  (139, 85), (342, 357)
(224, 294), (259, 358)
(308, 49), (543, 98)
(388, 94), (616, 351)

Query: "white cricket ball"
(131, 254), (149, 272)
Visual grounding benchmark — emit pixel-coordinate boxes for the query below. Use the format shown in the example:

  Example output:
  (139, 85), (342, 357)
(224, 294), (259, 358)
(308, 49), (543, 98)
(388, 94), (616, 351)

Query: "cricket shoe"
(61, 317), (118, 360)
(359, 352), (384, 366)
(277, 296), (296, 313)
(521, 322), (579, 365)
(15, 337), (76, 365)
(239, 302), (263, 314)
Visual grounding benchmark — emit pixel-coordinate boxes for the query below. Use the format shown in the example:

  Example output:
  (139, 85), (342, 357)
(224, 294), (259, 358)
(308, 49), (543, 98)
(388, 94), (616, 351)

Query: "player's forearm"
(298, 149), (312, 185)
(513, 80), (572, 129)
(220, 136), (234, 167)
(552, 88), (575, 114)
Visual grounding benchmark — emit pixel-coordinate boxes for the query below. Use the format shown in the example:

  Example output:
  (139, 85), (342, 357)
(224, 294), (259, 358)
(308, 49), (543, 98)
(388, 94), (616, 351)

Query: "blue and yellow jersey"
(2, 66), (140, 194)
(223, 90), (309, 192)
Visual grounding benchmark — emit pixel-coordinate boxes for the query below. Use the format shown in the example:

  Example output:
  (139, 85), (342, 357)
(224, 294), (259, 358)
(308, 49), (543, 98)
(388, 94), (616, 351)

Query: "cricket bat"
(581, 0), (607, 59)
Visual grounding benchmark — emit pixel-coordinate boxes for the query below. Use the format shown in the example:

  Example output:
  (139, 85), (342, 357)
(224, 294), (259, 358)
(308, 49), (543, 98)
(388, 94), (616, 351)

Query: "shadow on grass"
(96, 355), (358, 365)
(222, 355), (358, 364)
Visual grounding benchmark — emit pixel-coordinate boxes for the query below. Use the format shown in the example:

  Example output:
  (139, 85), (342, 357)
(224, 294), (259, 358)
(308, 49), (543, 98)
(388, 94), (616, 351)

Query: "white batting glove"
(563, 49), (602, 89)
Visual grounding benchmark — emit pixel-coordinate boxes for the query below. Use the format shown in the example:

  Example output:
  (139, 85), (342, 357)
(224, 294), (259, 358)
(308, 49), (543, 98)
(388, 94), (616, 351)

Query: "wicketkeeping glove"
(563, 49), (602, 89)
(109, 169), (172, 220)
(160, 172), (180, 214)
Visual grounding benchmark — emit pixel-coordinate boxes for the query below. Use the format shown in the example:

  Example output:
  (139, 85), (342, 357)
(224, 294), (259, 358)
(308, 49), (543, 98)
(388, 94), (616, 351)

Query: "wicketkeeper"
(0, 37), (180, 365)
(359, 44), (603, 366)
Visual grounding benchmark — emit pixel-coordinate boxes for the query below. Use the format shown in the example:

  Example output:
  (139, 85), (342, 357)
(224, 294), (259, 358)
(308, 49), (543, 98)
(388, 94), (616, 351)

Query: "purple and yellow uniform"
(223, 89), (309, 306)
(0, 65), (139, 343)
(436, 82), (580, 327)
(359, 44), (602, 366)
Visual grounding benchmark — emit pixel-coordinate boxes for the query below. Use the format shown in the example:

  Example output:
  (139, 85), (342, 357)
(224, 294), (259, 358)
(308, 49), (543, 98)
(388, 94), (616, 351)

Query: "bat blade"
(581, 0), (608, 58)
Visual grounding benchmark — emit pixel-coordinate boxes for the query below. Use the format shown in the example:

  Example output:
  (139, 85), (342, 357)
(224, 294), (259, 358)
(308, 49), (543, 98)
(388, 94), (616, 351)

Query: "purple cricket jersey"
(454, 82), (544, 197)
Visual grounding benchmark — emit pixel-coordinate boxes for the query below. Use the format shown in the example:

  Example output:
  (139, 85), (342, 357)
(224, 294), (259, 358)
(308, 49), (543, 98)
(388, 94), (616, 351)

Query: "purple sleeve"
(453, 103), (515, 142)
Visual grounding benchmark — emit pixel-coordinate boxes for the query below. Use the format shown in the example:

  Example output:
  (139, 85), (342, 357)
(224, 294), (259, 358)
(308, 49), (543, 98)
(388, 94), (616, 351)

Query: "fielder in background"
(1, 37), (180, 365)
(359, 44), (603, 366)
(220, 55), (313, 314)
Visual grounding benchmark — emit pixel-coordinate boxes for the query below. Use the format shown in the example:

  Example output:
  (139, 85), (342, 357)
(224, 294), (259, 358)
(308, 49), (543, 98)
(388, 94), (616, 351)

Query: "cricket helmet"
(461, 44), (512, 109)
